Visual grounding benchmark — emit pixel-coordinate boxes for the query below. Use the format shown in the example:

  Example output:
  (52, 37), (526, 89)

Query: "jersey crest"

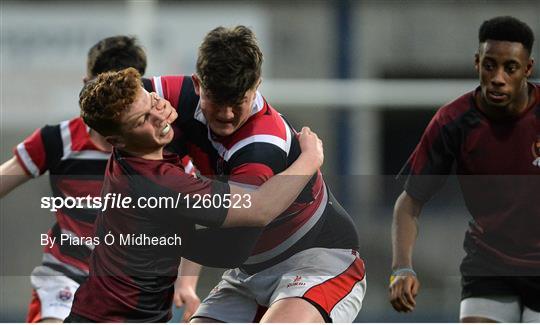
(532, 136), (540, 167)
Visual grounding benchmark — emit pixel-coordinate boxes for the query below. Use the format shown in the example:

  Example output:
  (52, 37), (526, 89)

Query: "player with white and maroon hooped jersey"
(144, 26), (365, 323)
(0, 36), (196, 323)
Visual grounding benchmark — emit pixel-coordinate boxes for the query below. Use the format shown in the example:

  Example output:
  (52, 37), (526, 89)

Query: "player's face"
(475, 40), (534, 115)
(116, 87), (178, 154)
(193, 75), (259, 137)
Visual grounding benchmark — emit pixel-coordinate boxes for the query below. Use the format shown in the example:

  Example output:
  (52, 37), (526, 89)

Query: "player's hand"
(389, 274), (420, 312)
(173, 278), (201, 322)
(298, 127), (324, 168)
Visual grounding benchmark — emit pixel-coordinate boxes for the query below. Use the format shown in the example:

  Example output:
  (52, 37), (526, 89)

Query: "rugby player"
(145, 26), (366, 323)
(389, 16), (540, 322)
(0, 35), (164, 323)
(64, 67), (324, 322)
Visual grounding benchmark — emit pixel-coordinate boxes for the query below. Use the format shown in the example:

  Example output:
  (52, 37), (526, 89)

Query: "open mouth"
(487, 90), (508, 102)
(161, 123), (171, 136)
(216, 119), (235, 126)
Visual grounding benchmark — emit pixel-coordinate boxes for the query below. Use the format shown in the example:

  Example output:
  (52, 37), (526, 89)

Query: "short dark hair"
(196, 26), (263, 106)
(80, 68), (141, 136)
(87, 36), (147, 77)
(479, 16), (534, 55)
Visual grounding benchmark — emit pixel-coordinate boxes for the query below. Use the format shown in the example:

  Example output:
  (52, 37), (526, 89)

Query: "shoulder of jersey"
(434, 90), (476, 124)
(217, 100), (294, 163)
(237, 99), (289, 138)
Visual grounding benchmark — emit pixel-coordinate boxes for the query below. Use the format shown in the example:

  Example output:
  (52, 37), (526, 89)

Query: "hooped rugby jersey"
(144, 75), (359, 272)
(14, 117), (110, 281)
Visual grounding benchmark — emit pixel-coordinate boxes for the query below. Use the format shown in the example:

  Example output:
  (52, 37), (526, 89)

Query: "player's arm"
(0, 156), (32, 198)
(2, 126), (54, 198)
(174, 258), (201, 322)
(142, 75), (196, 118)
(389, 191), (424, 313)
(389, 108), (456, 313)
(221, 126), (323, 227)
(143, 128), (321, 228)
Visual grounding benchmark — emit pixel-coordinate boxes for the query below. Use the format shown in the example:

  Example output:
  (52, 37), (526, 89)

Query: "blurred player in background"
(64, 67), (324, 322)
(146, 25), (366, 323)
(390, 16), (540, 322)
(0, 35), (202, 322)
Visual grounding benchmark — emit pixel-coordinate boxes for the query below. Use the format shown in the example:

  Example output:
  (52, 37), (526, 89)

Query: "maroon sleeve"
(172, 176), (230, 228)
(137, 162), (231, 228)
(402, 109), (456, 202)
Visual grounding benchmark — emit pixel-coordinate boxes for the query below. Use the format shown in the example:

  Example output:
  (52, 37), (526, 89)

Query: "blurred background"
(1, 0), (539, 322)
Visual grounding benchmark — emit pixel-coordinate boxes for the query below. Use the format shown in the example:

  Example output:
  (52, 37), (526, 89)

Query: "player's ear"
(474, 53), (480, 73)
(249, 78), (262, 101)
(105, 135), (125, 149)
(191, 74), (201, 96)
(525, 57), (534, 78)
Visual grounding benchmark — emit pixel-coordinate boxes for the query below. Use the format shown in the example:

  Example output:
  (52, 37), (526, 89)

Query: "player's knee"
(460, 316), (498, 323)
(261, 298), (326, 323)
(190, 316), (224, 323)
(38, 318), (63, 323)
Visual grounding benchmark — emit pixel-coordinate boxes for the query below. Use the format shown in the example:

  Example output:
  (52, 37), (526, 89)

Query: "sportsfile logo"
(532, 136), (540, 168)
(287, 275), (306, 288)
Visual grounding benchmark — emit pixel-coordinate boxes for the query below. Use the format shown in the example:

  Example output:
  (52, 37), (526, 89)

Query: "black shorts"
(460, 250), (540, 312)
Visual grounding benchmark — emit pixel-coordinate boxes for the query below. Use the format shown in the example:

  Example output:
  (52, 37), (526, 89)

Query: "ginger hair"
(79, 67), (141, 136)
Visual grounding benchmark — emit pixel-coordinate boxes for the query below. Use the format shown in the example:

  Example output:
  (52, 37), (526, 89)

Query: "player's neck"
(509, 83), (533, 115)
(117, 147), (164, 161)
(89, 129), (113, 152)
(117, 143), (165, 160)
(135, 148), (164, 160)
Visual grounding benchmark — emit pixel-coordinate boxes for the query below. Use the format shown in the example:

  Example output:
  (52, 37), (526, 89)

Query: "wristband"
(389, 267), (416, 284)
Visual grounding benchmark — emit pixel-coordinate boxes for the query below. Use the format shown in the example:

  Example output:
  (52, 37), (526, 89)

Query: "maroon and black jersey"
(144, 75), (359, 273)
(13, 117), (197, 284)
(403, 83), (540, 270)
(70, 149), (230, 322)
(14, 117), (110, 282)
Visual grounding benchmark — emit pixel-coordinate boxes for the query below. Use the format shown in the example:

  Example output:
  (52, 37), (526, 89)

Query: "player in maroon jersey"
(63, 67), (324, 322)
(146, 26), (365, 323)
(389, 16), (540, 322)
(0, 35), (159, 323)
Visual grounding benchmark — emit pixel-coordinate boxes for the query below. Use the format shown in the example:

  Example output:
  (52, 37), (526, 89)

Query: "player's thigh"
(461, 316), (498, 323)
(260, 297), (324, 323)
(517, 276), (540, 322)
(460, 296), (521, 323)
(30, 267), (79, 323)
(269, 248), (366, 323)
(460, 273), (519, 323)
(190, 316), (224, 323)
(27, 290), (62, 323)
(38, 318), (62, 323)
(191, 279), (258, 323)
(522, 306), (540, 323)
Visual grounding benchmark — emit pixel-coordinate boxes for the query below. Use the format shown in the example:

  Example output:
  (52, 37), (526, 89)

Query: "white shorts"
(28, 266), (80, 321)
(192, 247), (366, 323)
(460, 296), (540, 323)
